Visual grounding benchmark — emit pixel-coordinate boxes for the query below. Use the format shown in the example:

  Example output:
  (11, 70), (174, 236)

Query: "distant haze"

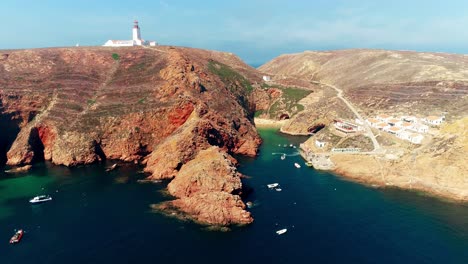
(2, 0), (468, 65)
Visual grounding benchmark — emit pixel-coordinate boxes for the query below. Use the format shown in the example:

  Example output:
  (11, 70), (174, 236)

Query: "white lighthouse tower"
(132, 20), (142, 45)
(103, 20), (157, 47)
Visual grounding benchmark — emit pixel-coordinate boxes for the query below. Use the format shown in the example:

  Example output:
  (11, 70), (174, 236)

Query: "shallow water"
(1, 128), (467, 263)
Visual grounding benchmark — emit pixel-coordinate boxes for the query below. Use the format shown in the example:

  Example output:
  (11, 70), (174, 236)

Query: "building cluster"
(333, 119), (364, 134)
(365, 114), (445, 144)
(103, 20), (157, 47)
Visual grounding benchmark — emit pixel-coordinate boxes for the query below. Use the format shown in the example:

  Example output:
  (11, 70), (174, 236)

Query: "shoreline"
(295, 129), (468, 203)
(299, 149), (468, 203)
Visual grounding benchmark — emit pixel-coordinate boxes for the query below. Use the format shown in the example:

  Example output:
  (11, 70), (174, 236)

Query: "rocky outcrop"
(154, 146), (252, 226)
(0, 46), (262, 226)
(158, 192), (252, 226)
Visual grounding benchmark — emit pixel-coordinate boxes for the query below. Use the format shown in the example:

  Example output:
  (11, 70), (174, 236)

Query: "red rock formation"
(0, 46), (262, 226)
(156, 147), (253, 226)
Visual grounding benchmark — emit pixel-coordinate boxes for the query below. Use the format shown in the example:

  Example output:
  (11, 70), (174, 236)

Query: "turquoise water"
(1, 128), (468, 263)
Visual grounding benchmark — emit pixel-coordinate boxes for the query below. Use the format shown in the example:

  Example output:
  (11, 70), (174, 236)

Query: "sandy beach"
(254, 118), (287, 127)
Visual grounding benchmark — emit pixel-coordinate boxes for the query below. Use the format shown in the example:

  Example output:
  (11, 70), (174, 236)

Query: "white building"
(263, 76), (271, 82)
(423, 116), (445, 126)
(366, 118), (380, 128)
(401, 116), (418, 123)
(410, 123), (429, 134)
(384, 126), (403, 135)
(104, 20), (157, 47)
(397, 131), (424, 144)
(377, 114), (392, 123)
(315, 140), (326, 148)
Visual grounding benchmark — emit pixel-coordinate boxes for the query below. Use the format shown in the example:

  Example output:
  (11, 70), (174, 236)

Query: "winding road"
(311, 81), (382, 152)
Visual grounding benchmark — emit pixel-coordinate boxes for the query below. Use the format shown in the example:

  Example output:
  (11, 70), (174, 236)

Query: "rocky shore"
(0, 46), (261, 226)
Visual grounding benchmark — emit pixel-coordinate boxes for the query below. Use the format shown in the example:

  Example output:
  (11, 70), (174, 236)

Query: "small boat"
(275, 188), (282, 192)
(29, 195), (52, 204)
(10, 230), (24, 244)
(289, 144), (293, 147)
(105, 164), (118, 172)
(283, 144), (287, 147)
(267, 183), (279, 189)
(294, 163), (301, 168)
(246, 201), (253, 208)
(276, 228), (287, 235)
(280, 154), (286, 160)
(305, 161), (313, 167)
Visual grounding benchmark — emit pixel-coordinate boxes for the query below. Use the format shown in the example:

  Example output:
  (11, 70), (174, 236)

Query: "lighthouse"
(103, 20), (157, 47)
(132, 20), (142, 44)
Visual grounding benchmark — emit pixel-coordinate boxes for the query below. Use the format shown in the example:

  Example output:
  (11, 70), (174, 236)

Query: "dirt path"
(312, 81), (382, 152)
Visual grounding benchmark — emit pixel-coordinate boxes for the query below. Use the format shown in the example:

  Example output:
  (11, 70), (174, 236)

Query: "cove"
(0, 128), (467, 264)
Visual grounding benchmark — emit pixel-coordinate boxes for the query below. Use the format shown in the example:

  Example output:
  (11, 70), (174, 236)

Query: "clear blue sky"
(2, 0), (467, 65)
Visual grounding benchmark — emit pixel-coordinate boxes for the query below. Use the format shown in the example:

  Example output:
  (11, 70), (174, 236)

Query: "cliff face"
(259, 49), (468, 201)
(0, 46), (261, 225)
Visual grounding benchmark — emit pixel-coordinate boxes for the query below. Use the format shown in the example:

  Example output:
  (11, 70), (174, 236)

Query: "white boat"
(267, 183), (279, 189)
(29, 195), (52, 204)
(294, 163), (301, 168)
(280, 154), (286, 160)
(276, 228), (287, 235)
(289, 144), (293, 147)
(275, 188), (282, 192)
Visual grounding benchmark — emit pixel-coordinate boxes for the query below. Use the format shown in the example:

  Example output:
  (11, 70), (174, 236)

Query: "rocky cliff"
(259, 49), (468, 201)
(0, 46), (261, 225)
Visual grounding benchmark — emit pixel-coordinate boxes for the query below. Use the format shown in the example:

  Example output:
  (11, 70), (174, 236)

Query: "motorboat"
(276, 228), (287, 235)
(9, 230), (24, 244)
(267, 183), (279, 189)
(275, 188), (282, 192)
(29, 195), (52, 204)
(280, 154), (286, 160)
(294, 163), (301, 168)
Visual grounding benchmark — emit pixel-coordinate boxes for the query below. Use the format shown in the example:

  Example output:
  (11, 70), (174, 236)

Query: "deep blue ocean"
(1, 128), (467, 264)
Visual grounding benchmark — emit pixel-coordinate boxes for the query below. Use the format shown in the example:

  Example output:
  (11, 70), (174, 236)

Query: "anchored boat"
(10, 230), (24, 244)
(276, 228), (287, 235)
(267, 183), (279, 189)
(29, 195), (52, 204)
